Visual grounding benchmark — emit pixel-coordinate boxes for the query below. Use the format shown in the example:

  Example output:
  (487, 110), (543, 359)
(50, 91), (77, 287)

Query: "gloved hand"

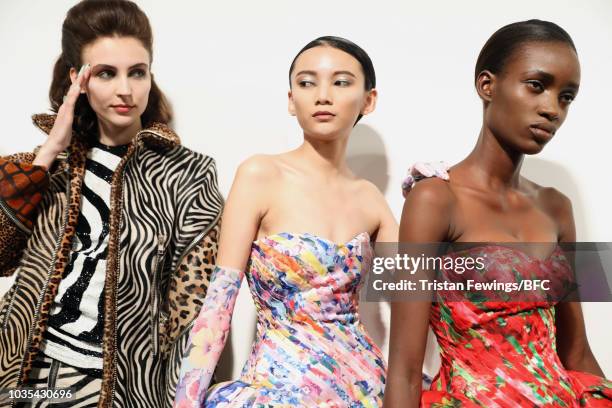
(401, 161), (450, 198)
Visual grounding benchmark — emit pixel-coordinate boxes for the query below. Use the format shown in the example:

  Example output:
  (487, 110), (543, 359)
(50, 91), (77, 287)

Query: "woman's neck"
(295, 132), (350, 176)
(463, 126), (524, 190)
(97, 119), (142, 146)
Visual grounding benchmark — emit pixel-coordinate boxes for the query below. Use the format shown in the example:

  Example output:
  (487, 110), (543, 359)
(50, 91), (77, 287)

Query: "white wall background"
(1, 0), (610, 379)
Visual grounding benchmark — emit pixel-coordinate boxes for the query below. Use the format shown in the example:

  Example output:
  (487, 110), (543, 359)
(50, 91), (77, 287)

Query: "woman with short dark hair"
(385, 20), (612, 407)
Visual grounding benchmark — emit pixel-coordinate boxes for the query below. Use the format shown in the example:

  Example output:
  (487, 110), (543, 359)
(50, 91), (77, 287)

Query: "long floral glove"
(401, 161), (450, 197)
(173, 265), (245, 408)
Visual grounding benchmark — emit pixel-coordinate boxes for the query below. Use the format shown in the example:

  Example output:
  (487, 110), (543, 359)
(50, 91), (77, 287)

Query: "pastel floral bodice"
(174, 232), (386, 407)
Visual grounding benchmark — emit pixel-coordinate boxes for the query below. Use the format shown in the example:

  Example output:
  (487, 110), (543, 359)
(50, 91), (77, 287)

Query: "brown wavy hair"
(49, 0), (172, 140)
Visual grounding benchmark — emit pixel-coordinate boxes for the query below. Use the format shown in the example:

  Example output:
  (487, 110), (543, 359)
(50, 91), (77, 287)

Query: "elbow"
(384, 367), (424, 408)
(387, 359), (425, 388)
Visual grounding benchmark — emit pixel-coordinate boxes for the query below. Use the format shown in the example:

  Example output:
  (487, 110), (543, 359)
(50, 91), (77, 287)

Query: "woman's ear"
(361, 88), (378, 116)
(69, 67), (78, 84)
(288, 90), (296, 116)
(476, 70), (495, 103)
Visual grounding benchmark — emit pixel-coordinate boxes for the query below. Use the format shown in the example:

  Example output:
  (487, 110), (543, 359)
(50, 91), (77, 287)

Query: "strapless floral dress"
(422, 245), (612, 407)
(174, 232), (386, 407)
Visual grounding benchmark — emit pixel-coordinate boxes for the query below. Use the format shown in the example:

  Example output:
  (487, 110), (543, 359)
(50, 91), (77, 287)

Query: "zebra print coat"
(0, 114), (223, 407)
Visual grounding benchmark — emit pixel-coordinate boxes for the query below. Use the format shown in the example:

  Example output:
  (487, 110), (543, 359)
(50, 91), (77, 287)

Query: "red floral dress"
(422, 245), (612, 407)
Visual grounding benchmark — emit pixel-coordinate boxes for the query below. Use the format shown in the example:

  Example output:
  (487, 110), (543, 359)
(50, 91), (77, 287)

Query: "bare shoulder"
(354, 179), (387, 205)
(523, 178), (573, 218)
(522, 178), (575, 241)
(235, 154), (282, 185)
(405, 177), (455, 210)
(227, 155), (283, 215)
(400, 177), (455, 241)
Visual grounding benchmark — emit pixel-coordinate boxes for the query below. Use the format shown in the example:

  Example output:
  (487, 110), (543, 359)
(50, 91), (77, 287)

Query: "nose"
(315, 83), (332, 105)
(116, 74), (132, 97)
(538, 95), (560, 122)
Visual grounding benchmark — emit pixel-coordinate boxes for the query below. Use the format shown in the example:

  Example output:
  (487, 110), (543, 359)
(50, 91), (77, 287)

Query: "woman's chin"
(98, 114), (141, 131)
(303, 127), (347, 142)
(522, 140), (548, 155)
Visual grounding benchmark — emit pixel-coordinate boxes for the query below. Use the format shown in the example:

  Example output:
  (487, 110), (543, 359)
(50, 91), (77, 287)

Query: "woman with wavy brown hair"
(0, 1), (222, 406)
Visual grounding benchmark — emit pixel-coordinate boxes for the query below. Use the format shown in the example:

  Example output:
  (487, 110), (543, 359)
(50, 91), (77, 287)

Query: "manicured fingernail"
(78, 64), (90, 76)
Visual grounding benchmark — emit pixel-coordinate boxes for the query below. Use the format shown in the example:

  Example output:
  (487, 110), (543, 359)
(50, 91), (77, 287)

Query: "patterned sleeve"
(173, 265), (245, 407)
(0, 153), (49, 276)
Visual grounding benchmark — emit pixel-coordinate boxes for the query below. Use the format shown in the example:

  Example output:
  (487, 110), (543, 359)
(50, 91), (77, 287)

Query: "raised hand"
(33, 63), (91, 169)
(401, 161), (450, 197)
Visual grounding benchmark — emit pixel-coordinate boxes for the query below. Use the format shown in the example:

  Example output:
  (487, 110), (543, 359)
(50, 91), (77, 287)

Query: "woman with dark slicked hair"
(385, 20), (612, 407)
(174, 36), (393, 407)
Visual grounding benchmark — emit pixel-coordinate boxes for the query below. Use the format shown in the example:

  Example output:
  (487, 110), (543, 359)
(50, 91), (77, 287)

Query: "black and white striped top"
(42, 141), (128, 370)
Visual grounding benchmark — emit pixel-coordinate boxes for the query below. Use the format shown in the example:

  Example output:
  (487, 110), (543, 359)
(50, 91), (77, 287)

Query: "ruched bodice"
(202, 232), (386, 407)
(422, 245), (612, 407)
(247, 231), (371, 324)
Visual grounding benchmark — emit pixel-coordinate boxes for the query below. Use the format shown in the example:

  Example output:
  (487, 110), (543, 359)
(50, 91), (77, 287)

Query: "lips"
(313, 111), (335, 121)
(111, 105), (134, 114)
(529, 123), (556, 141)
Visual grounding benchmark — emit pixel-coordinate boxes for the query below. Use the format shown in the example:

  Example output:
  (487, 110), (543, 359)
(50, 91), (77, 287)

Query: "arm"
(0, 65), (90, 276)
(551, 191), (604, 376)
(173, 265), (244, 407)
(0, 153), (49, 276)
(384, 179), (454, 408)
(371, 186), (398, 243)
(33, 64), (90, 170)
(165, 156), (224, 329)
(173, 157), (273, 407)
(162, 157), (223, 357)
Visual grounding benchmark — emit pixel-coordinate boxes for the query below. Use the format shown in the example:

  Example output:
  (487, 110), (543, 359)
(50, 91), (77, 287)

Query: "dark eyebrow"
(91, 62), (149, 71)
(333, 70), (356, 78)
(295, 70), (317, 77)
(524, 69), (579, 91)
(524, 70), (554, 83)
(565, 81), (580, 92)
(294, 70), (357, 78)
(129, 63), (149, 69)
